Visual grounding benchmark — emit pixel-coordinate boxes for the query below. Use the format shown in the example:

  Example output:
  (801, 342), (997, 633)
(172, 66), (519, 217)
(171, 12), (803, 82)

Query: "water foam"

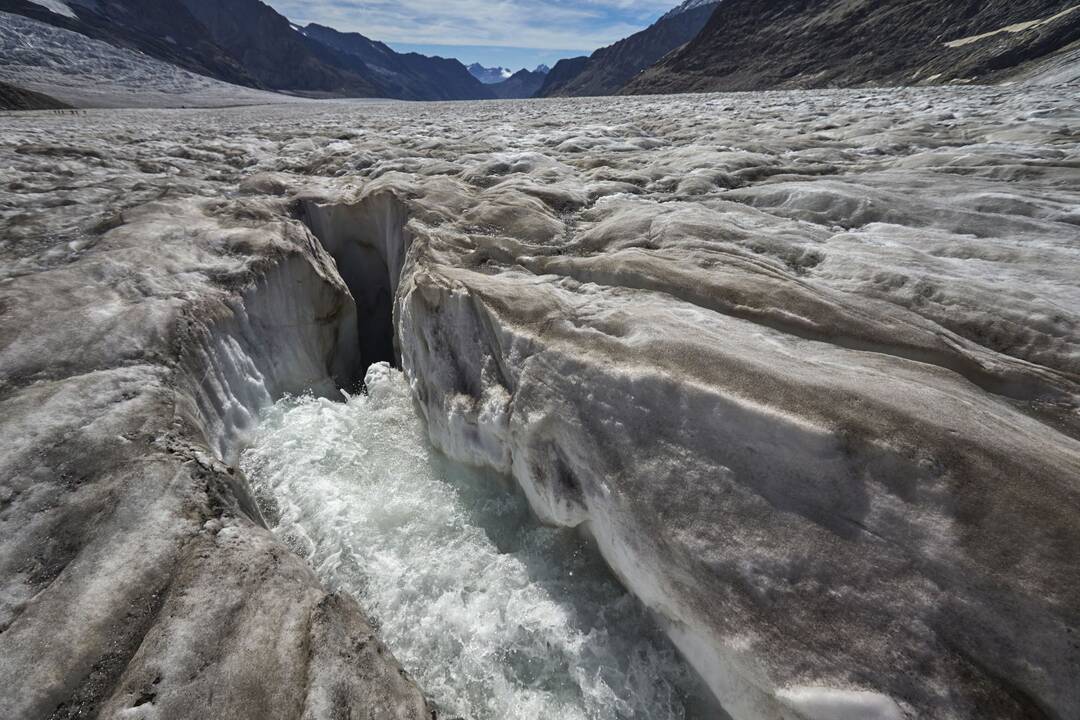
(240, 363), (716, 720)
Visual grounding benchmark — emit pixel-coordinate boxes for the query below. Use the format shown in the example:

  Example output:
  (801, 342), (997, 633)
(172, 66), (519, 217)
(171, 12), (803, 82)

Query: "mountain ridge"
(0, 0), (511, 100)
(303, 23), (494, 101)
(488, 67), (548, 98)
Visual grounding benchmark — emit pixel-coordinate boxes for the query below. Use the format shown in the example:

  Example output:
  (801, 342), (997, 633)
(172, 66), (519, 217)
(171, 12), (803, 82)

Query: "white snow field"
(0, 11), (300, 107)
(0, 83), (1078, 720)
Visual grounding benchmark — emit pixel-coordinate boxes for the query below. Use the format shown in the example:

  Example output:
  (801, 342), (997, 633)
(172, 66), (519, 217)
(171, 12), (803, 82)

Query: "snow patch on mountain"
(944, 4), (1080, 48)
(26, 0), (77, 19)
(0, 11), (301, 107)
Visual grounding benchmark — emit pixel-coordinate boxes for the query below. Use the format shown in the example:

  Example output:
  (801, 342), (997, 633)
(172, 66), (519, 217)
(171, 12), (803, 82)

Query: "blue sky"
(270, 0), (681, 70)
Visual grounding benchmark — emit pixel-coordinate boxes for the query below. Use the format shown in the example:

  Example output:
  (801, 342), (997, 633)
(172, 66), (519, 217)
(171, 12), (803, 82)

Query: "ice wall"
(180, 252), (360, 465)
(300, 192), (412, 373)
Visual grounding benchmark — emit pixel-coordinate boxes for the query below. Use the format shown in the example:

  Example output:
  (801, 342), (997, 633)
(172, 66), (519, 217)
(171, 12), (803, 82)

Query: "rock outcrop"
(533, 55), (590, 97)
(176, 0), (382, 97)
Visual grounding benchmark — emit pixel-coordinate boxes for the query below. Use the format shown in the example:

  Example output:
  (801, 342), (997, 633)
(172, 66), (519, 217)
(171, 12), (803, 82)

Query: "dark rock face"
(625, 0), (1080, 94)
(177, 0), (381, 96)
(302, 23), (495, 101)
(488, 68), (548, 99)
(0, 80), (69, 109)
(535, 1), (719, 98)
(532, 56), (589, 97)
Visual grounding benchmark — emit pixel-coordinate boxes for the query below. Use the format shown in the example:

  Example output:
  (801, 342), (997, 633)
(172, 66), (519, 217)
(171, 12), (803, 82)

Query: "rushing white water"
(240, 363), (718, 720)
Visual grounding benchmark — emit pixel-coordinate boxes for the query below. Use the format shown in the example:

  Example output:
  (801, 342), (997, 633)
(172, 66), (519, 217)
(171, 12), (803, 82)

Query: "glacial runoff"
(0, 83), (1078, 720)
(241, 363), (717, 719)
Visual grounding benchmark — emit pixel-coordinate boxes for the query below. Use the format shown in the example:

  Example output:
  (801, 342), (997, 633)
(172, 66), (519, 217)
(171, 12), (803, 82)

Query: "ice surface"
(1, 83), (1078, 719)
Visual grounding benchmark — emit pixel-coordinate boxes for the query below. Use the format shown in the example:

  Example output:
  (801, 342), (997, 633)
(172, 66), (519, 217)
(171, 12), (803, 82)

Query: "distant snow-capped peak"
(468, 63), (514, 84)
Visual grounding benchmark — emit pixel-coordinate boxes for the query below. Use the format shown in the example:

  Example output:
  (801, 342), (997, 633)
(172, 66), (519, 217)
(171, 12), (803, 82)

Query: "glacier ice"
(1, 82), (1078, 719)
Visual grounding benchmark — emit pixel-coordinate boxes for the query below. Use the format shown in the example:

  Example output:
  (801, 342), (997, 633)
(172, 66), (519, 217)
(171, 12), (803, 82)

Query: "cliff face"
(624, 0), (1080, 94)
(535, 2), (719, 98)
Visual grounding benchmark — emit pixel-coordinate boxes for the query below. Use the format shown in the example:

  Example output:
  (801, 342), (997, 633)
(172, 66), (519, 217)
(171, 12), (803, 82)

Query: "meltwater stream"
(240, 363), (718, 720)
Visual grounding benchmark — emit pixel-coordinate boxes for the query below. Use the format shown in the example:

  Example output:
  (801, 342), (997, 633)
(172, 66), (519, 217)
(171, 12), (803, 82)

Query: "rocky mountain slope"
(0, 0), (501, 100)
(533, 56), (590, 96)
(626, 0), (1080, 94)
(302, 23), (494, 101)
(488, 67), (548, 98)
(0, 11), (309, 108)
(176, 0), (384, 97)
(535, 0), (719, 98)
(0, 79), (69, 109)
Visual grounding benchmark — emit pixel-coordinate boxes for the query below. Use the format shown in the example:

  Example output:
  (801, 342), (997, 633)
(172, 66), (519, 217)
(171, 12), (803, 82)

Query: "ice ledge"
(777, 687), (905, 720)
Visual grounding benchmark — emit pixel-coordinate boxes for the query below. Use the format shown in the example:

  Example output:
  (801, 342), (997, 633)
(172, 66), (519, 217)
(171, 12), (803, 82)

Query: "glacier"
(0, 82), (1078, 720)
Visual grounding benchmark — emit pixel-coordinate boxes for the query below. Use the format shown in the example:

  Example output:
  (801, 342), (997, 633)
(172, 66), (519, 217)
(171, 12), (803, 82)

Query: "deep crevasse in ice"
(240, 363), (718, 720)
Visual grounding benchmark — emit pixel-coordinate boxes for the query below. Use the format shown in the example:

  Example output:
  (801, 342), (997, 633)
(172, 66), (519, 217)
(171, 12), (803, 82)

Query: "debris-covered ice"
(1, 83), (1078, 719)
